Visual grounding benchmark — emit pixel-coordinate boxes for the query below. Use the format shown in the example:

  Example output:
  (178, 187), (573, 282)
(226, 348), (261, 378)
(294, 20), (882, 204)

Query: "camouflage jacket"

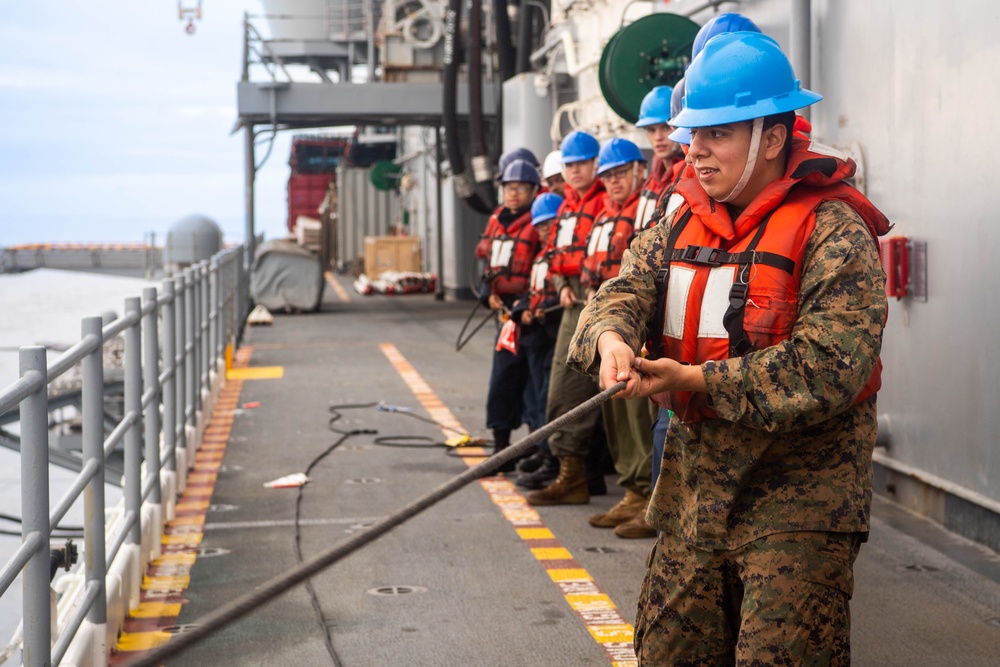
(567, 200), (888, 550)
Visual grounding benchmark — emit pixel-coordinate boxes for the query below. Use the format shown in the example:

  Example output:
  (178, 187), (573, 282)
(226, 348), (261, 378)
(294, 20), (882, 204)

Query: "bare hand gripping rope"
(124, 381), (627, 667)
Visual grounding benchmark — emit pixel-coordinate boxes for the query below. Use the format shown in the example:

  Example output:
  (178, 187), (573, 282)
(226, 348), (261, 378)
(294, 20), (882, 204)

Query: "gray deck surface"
(172, 274), (1000, 666)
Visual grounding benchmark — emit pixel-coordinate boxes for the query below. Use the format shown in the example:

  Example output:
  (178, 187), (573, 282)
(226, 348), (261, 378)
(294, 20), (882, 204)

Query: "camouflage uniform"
(567, 200), (887, 663)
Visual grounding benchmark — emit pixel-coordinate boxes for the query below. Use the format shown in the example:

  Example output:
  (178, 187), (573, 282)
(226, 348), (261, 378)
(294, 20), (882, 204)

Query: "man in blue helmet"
(634, 85), (686, 231)
(569, 32), (890, 663)
(526, 130), (608, 505)
(509, 192), (565, 490)
(475, 159), (543, 471)
(579, 138), (656, 539)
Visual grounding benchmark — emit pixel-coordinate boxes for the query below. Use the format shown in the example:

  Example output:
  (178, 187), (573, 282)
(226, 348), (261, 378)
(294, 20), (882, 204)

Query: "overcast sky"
(0, 1), (302, 248)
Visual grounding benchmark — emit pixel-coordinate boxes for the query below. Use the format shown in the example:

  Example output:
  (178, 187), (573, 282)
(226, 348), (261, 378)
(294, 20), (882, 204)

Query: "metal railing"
(0, 246), (249, 666)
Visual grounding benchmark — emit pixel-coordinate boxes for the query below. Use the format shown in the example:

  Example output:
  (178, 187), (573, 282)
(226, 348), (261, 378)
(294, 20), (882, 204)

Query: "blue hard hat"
(530, 192), (564, 225)
(498, 147), (540, 174)
(635, 86), (674, 128)
(670, 32), (822, 132)
(501, 159), (541, 186)
(670, 78), (691, 145)
(597, 138), (645, 175)
(560, 131), (600, 163)
(692, 12), (762, 61)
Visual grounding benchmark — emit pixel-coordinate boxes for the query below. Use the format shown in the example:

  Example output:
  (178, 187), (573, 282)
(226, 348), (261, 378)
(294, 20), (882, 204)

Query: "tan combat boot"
(525, 456), (589, 505)
(588, 489), (649, 528)
(614, 507), (657, 539)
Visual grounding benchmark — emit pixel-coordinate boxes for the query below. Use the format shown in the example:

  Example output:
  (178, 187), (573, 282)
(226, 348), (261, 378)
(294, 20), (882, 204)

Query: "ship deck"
(116, 272), (1000, 666)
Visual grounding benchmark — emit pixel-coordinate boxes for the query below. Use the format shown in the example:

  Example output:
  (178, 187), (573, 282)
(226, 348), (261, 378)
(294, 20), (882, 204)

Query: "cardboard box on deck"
(364, 236), (422, 277)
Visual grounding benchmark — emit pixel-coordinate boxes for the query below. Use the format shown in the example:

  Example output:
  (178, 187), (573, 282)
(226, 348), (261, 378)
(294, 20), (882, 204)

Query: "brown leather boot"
(525, 456), (589, 505)
(588, 489), (649, 528)
(614, 509), (657, 539)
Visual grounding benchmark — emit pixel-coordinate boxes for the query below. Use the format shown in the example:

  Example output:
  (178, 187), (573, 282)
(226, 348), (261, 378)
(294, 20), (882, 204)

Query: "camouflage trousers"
(634, 530), (863, 666)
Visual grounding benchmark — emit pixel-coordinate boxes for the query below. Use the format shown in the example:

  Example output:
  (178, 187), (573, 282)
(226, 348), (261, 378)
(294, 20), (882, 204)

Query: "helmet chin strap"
(717, 117), (764, 204)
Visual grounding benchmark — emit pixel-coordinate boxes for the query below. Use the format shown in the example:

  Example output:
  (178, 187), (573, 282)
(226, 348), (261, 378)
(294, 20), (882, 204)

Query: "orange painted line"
(324, 270), (352, 302)
(378, 343), (636, 666)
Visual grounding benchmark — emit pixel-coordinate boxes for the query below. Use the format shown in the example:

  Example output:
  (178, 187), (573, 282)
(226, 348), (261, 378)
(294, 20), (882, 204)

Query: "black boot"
(516, 447), (549, 474)
(516, 452), (558, 490)
(492, 429), (517, 473)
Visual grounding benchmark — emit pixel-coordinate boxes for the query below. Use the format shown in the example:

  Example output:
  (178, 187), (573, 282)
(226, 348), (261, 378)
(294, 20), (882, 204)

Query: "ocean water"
(0, 268), (155, 652)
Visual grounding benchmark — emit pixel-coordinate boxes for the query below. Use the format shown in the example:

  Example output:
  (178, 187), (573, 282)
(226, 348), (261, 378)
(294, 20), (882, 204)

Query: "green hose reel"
(370, 160), (403, 191)
(599, 13), (701, 124)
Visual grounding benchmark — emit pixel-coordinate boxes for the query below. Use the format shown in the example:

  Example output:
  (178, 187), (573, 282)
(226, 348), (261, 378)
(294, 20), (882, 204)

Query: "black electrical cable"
(122, 381), (626, 667)
(516, 0), (532, 74)
(293, 403), (379, 667)
(455, 300), (496, 351)
(443, 0), (493, 214)
(493, 0), (516, 81)
(468, 0), (487, 159)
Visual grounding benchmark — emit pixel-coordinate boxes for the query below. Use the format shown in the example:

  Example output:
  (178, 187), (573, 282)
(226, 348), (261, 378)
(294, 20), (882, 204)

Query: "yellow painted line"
(155, 551), (198, 565)
(161, 533), (202, 546)
(130, 601), (183, 618)
(175, 500), (210, 511)
(116, 630), (172, 651)
(516, 527), (554, 540)
(226, 366), (284, 380)
(143, 574), (191, 590)
(324, 270), (352, 302)
(532, 547), (573, 561)
(548, 568), (593, 582)
(589, 625), (635, 644)
(379, 342), (635, 666)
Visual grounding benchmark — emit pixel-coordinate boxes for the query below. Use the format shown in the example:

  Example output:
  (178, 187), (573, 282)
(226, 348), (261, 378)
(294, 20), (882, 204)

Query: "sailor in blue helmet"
(569, 32), (890, 663)
(634, 85), (686, 231)
(474, 159), (544, 472)
(509, 192), (565, 490)
(525, 130), (609, 506)
(579, 137), (657, 539)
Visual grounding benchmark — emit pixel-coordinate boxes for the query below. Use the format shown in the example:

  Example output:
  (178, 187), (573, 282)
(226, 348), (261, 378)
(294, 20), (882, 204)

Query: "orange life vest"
(647, 138), (891, 422)
(581, 190), (641, 288)
(635, 156), (687, 231)
(527, 246), (558, 312)
(475, 207), (539, 296)
(549, 179), (606, 277)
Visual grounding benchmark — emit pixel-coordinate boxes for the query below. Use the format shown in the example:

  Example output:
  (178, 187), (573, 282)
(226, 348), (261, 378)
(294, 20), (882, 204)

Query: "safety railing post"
(162, 280), (177, 473)
(175, 273), (188, 459)
(213, 256), (223, 365)
(184, 268), (196, 430)
(20, 346), (51, 667)
(124, 297), (143, 546)
(209, 257), (219, 376)
(81, 317), (108, 658)
(191, 266), (203, 415)
(200, 260), (210, 392)
(142, 287), (162, 506)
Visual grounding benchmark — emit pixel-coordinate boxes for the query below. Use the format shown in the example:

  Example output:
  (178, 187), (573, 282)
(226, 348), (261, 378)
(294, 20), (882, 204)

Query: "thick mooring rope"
(123, 381), (628, 667)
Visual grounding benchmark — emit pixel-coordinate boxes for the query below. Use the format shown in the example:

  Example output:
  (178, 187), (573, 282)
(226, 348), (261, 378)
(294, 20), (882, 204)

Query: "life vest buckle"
(680, 245), (722, 266)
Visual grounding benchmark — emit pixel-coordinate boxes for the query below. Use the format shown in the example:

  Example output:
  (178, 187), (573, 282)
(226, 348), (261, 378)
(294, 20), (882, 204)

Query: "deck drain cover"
(367, 585), (427, 596)
(903, 564), (940, 572)
(163, 624), (201, 634)
(196, 546), (231, 558)
(345, 522), (377, 533)
(208, 504), (238, 512)
(345, 477), (384, 484)
(585, 546), (620, 554)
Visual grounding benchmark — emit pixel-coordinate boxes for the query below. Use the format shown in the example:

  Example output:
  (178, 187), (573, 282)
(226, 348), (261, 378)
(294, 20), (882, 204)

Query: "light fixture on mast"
(178, 1), (203, 35)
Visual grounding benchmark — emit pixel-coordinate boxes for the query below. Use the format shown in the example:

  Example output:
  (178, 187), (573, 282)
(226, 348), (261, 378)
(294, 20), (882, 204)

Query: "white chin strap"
(717, 117), (764, 204)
